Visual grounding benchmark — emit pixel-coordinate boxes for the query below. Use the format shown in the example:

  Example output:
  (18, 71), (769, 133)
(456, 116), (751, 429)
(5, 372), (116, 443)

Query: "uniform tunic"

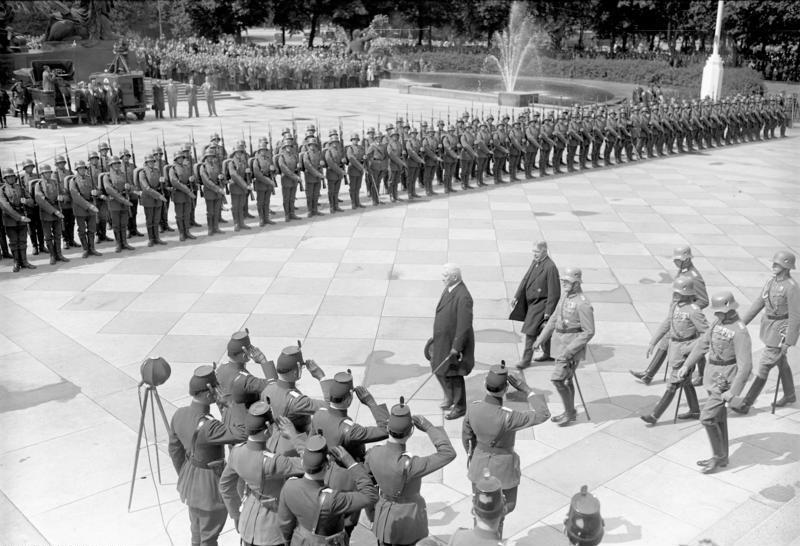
(742, 275), (800, 376)
(264, 379), (326, 456)
(650, 300), (709, 379)
(535, 291), (595, 381)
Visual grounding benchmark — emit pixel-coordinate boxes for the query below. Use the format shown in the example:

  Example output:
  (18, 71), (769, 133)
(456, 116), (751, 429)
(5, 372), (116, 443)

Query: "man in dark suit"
(513, 241), (561, 369)
(431, 263), (475, 420)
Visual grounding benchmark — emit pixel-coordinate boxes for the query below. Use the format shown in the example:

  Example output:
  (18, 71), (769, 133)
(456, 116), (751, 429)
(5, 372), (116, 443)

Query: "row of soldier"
(1, 94), (791, 273)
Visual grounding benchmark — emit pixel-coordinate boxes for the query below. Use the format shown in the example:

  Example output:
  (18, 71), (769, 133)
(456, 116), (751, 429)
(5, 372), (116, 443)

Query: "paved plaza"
(1, 88), (799, 546)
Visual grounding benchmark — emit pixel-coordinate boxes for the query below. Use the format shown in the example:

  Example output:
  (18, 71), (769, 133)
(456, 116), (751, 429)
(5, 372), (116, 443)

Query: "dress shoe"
(551, 412), (577, 426)
(445, 408), (466, 420)
(774, 394), (796, 408)
(629, 370), (652, 385)
(640, 414), (657, 425)
(533, 355), (554, 362)
(677, 411), (700, 420)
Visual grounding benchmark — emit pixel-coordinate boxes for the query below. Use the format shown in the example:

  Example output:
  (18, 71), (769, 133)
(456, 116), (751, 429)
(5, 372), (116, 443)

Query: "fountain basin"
(498, 92), (538, 107)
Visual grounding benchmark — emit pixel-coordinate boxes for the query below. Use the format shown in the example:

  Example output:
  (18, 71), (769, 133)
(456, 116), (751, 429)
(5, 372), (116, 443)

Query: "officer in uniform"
(100, 156), (135, 253)
(733, 250), (800, 413)
(54, 155), (76, 249)
(533, 267), (595, 426)
(278, 136), (302, 222)
(168, 366), (248, 546)
(387, 129), (407, 202)
(168, 149), (197, 240)
(312, 372), (388, 540)
(220, 402), (307, 546)
(345, 134), (367, 209)
(631, 245), (708, 385)
(251, 139), (277, 226)
(0, 168), (35, 271)
(448, 471), (506, 546)
(33, 165), (69, 265)
(462, 363), (550, 536)
(263, 346), (327, 456)
(67, 161), (101, 259)
(365, 398), (456, 546)
(277, 434), (378, 545)
(200, 146), (226, 234)
(325, 130), (347, 211)
(678, 292), (752, 474)
(136, 154), (168, 247)
(640, 278), (708, 425)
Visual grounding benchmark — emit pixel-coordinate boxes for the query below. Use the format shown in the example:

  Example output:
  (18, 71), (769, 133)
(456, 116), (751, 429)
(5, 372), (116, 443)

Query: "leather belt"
(671, 333), (699, 342)
(557, 327), (582, 334)
(767, 314), (789, 320)
(380, 492), (419, 503)
(476, 443), (510, 455)
(709, 358), (736, 366)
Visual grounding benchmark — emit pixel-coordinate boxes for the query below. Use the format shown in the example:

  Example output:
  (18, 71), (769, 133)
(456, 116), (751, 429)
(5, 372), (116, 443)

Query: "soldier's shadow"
(727, 432), (800, 470)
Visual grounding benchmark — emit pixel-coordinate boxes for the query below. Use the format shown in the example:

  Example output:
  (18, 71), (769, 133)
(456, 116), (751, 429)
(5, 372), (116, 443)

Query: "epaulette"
(343, 418), (354, 426)
(263, 451), (274, 458)
(501, 406), (513, 413)
(322, 487), (333, 493)
(289, 391), (300, 398)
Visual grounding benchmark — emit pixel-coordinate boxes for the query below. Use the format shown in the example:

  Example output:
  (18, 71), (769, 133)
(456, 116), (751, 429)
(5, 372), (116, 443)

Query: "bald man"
(430, 263), (475, 420)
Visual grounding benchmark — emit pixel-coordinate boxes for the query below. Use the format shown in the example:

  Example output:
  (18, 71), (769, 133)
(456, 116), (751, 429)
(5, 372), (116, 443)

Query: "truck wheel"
(135, 112), (145, 120)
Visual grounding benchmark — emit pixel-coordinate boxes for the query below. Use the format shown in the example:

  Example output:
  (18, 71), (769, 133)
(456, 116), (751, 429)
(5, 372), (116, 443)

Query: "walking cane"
(673, 382), (684, 424)
(406, 353), (455, 403)
(771, 367), (783, 415)
(572, 364), (591, 421)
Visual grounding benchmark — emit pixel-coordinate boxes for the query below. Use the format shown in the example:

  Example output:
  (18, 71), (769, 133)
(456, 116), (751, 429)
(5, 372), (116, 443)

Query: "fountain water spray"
(487, 1), (538, 93)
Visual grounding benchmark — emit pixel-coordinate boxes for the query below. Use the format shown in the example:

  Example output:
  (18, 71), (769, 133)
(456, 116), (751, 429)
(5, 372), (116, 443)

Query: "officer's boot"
(692, 357), (705, 386)
(774, 361), (796, 407)
(47, 239), (58, 265)
(12, 249), (21, 272)
(113, 229), (123, 253)
(21, 245), (36, 269)
(641, 384), (678, 425)
(677, 381), (700, 420)
(629, 346), (667, 385)
(121, 229), (135, 251)
(731, 376), (766, 415)
(719, 408), (729, 466)
(551, 379), (577, 426)
(698, 421), (727, 473)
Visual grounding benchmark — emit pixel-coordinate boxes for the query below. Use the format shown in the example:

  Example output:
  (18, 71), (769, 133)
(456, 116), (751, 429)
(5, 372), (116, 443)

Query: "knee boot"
(630, 347), (667, 385)
(731, 376), (766, 414)
(121, 229), (135, 251)
(56, 240), (70, 262)
(177, 217), (186, 241)
(155, 225), (167, 245)
(698, 421), (727, 473)
(207, 214), (215, 236)
(21, 246), (36, 269)
(87, 232), (102, 256)
(678, 382), (700, 420)
(12, 248), (22, 272)
(719, 408), (729, 463)
(641, 384), (677, 425)
(113, 230), (123, 253)
(47, 239), (58, 264)
(79, 232), (90, 258)
(551, 380), (577, 426)
(775, 361), (796, 407)
(147, 226), (156, 247)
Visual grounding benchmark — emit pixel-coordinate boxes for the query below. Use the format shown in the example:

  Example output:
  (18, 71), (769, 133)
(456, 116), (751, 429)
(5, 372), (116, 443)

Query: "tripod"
(127, 384), (171, 511)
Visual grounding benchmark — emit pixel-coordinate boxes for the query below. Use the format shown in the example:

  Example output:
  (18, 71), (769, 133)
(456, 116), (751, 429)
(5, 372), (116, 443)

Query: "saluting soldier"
(640, 278), (708, 425)
(100, 156), (135, 253)
(168, 366), (248, 546)
(312, 373), (388, 540)
(365, 399), (456, 546)
(136, 154), (168, 247)
(345, 133), (367, 209)
(54, 155), (76, 249)
(67, 161), (101, 259)
(200, 146), (227, 234)
(0, 168), (36, 271)
(325, 130), (347, 211)
(733, 250), (800, 413)
(463, 363), (550, 536)
(678, 292), (752, 474)
(532, 267), (595, 426)
(278, 435), (378, 545)
(220, 402), (307, 546)
(251, 138), (277, 226)
(449, 471), (507, 546)
(168, 149), (197, 240)
(217, 331), (276, 418)
(263, 346), (327, 456)
(33, 165), (69, 265)
(278, 136), (302, 222)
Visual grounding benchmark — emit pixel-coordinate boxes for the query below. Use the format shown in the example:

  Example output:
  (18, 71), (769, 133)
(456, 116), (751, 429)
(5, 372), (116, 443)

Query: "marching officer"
(263, 346), (327, 456)
(346, 133), (367, 209)
(168, 366), (248, 546)
(325, 130), (347, 211)
(54, 155), (76, 249)
(678, 292), (752, 474)
(200, 146), (226, 234)
(0, 168), (36, 271)
(168, 149), (197, 240)
(136, 154), (168, 247)
(277, 434), (378, 545)
(365, 398), (456, 546)
(278, 136), (302, 221)
(640, 278), (708, 425)
(219, 403), (307, 546)
(733, 250), (800, 413)
(100, 156), (135, 253)
(532, 267), (595, 426)
(448, 471), (507, 546)
(251, 138), (277, 226)
(631, 245), (708, 385)
(462, 363), (550, 536)
(34, 165), (70, 265)
(67, 161), (102, 259)
(312, 372), (388, 540)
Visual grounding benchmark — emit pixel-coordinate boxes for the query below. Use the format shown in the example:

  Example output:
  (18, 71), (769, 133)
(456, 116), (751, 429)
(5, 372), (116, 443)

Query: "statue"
(346, 29), (374, 56)
(44, 0), (115, 42)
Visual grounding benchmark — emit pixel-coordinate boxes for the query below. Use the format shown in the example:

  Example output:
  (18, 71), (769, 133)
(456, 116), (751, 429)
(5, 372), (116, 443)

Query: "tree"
(394, 0), (456, 47)
(167, 0), (271, 41)
(454, 0), (512, 49)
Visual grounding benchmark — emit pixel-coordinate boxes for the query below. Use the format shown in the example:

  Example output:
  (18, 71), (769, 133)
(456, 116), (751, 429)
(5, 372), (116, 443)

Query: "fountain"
(487, 1), (540, 107)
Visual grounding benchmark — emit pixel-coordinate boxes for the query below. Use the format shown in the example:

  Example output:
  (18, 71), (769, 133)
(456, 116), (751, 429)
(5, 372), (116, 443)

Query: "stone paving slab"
(1, 88), (799, 546)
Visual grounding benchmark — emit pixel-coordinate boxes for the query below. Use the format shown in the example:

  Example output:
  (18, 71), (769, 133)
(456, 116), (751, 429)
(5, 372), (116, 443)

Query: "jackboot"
(698, 422), (728, 473)
(12, 249), (21, 272)
(641, 385), (677, 425)
(121, 230), (135, 251)
(56, 243), (70, 262)
(731, 376), (766, 414)
(677, 382), (700, 420)
(88, 234), (102, 256)
(630, 347), (667, 385)
(21, 246), (36, 269)
(114, 230), (123, 253)
(774, 362), (796, 407)
(147, 226), (156, 247)
(551, 380), (577, 426)
(155, 229), (167, 245)
(48, 240), (58, 265)
(177, 218), (186, 241)
(79, 233), (90, 258)
(207, 215), (215, 236)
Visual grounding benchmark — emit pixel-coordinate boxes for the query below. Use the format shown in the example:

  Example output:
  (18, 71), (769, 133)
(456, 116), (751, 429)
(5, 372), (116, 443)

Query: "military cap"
(420, 121), (428, 127)
(426, 127), (435, 134)
(532, 112), (540, 117)
(396, 117), (404, 124)
(302, 434), (329, 473)
(227, 330), (251, 357)
(75, 160), (87, 169)
(773, 250), (796, 270)
(462, 111), (470, 119)
(385, 123), (394, 132)
(98, 141), (110, 151)
(672, 277), (695, 297)
(245, 400), (273, 435)
(234, 142), (247, 153)
(22, 158), (35, 168)
(276, 345), (303, 373)
(55, 155), (66, 164)
(88, 151), (100, 160)
(486, 362), (509, 392)
(478, 122), (487, 128)
(350, 133), (360, 141)
(710, 291), (738, 311)
(388, 397), (413, 437)
(329, 371), (354, 402)
(122, 149), (132, 157)
(189, 365), (218, 395)
(447, 125), (456, 132)
(403, 123), (411, 129)
(560, 267), (582, 283)
(109, 156), (121, 165)
(40, 164), (53, 174)
(474, 469), (504, 518)
(2, 168), (16, 178)
(210, 133), (221, 141)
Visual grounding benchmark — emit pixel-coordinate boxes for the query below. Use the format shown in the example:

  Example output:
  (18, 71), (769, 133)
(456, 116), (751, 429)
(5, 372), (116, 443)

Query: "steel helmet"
(2, 168), (15, 178)
(561, 267), (582, 283)
(710, 291), (738, 312)
(75, 160), (87, 169)
(22, 158), (35, 168)
(122, 149), (131, 157)
(109, 156), (121, 165)
(98, 141), (110, 151)
(88, 151), (100, 160)
(772, 250), (796, 270)
(40, 164), (53, 174)
(672, 245), (692, 261)
(173, 150), (185, 161)
(144, 154), (155, 163)
(55, 155), (66, 164)
(672, 276), (695, 296)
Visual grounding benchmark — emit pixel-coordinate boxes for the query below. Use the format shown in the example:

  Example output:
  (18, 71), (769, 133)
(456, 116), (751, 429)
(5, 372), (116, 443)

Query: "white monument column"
(700, 0), (725, 100)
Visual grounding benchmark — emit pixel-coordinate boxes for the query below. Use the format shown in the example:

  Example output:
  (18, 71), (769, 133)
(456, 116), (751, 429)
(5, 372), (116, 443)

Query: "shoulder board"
(343, 418), (354, 426)
(288, 391), (300, 398)
(501, 406), (513, 413)
(322, 487), (333, 493)
(263, 451), (274, 458)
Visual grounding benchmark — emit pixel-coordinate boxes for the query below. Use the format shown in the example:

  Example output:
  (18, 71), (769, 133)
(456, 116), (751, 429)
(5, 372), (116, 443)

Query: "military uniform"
(325, 132), (347, 211)
(121, 152), (143, 237)
(68, 164), (101, 258)
(421, 129), (439, 196)
(386, 131), (406, 202)
(54, 158), (76, 248)
(251, 141), (277, 225)
(491, 126), (509, 184)
(366, 131), (388, 200)
(34, 167), (70, 265)
(300, 140), (324, 217)
(405, 130), (424, 198)
(168, 367), (248, 546)
(168, 152), (197, 240)
(278, 139), (302, 221)
(475, 126), (491, 186)
(346, 135), (367, 209)
(226, 145), (252, 231)
(200, 147), (226, 233)
(136, 156), (167, 246)
(0, 171), (35, 271)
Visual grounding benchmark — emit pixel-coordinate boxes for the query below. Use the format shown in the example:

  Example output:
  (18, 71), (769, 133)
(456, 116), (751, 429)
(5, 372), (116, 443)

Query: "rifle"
(105, 128), (113, 155)
(129, 132), (136, 166)
(32, 144), (41, 178)
(161, 129), (168, 165)
(241, 128), (255, 200)
(190, 129), (203, 198)
(248, 125), (254, 157)
(338, 117), (349, 186)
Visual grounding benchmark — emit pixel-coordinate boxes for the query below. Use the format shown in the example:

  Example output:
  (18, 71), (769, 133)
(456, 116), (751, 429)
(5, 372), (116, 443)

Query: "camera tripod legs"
(127, 386), (171, 511)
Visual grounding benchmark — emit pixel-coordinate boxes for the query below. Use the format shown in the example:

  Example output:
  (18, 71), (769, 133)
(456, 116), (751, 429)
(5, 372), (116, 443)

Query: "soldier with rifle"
(0, 167), (36, 271)
(251, 137), (277, 226)
(300, 138), (325, 217)
(67, 161), (101, 259)
(55, 148), (77, 249)
(199, 145), (226, 235)
(475, 122), (492, 186)
(566, 110), (583, 173)
(386, 129), (406, 202)
(167, 149), (197, 241)
(21, 157), (45, 254)
(122, 145), (143, 238)
(421, 126), (441, 196)
(100, 156), (135, 253)
(277, 133), (302, 222)
(135, 154), (168, 247)
(87, 150), (111, 244)
(346, 133), (367, 209)
(33, 164), (69, 265)
(508, 118), (525, 181)
(324, 130), (347, 212)
(405, 127), (424, 199)
(225, 141), (252, 231)
(459, 119), (478, 189)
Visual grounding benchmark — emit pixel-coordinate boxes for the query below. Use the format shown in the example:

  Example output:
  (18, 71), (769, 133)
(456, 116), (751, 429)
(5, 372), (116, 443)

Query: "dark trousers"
(493, 155), (506, 183)
(26, 206), (44, 249)
(0, 223), (9, 256)
(62, 207), (75, 244)
(522, 332), (552, 364)
(459, 158), (473, 186)
(75, 214), (97, 238)
(281, 183), (296, 216)
(406, 166), (420, 196)
(231, 192), (245, 227)
(306, 182), (321, 214)
(174, 200), (192, 234)
(366, 171), (381, 203)
(188, 101), (199, 118)
(144, 205), (161, 235)
(255, 188), (271, 221)
(436, 374), (466, 411)
(41, 219), (62, 251)
(328, 178), (342, 209)
(108, 208), (129, 233)
(423, 165), (436, 194)
(159, 193), (171, 228)
(539, 149), (550, 176)
(348, 170), (362, 207)
(5, 224), (27, 252)
(187, 506), (227, 546)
